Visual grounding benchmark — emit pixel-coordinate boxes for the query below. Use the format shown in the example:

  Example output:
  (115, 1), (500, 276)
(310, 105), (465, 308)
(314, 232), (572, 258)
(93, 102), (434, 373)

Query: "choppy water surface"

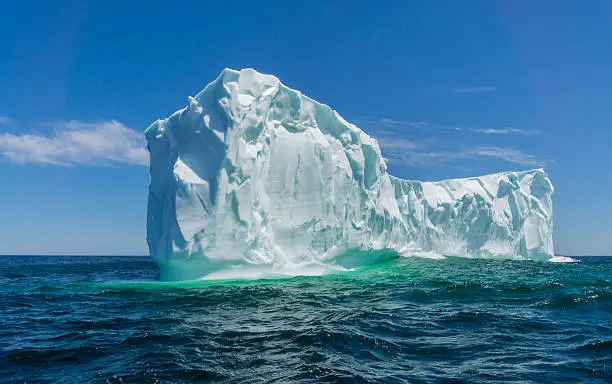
(1, 255), (610, 383)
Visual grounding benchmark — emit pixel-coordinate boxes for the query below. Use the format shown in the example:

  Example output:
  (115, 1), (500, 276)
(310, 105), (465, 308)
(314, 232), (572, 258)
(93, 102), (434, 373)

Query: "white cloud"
(464, 146), (546, 167)
(379, 118), (402, 126)
(371, 118), (536, 137)
(377, 118), (438, 130)
(385, 146), (546, 168)
(355, 115), (546, 169)
(469, 127), (537, 136)
(371, 116), (537, 137)
(374, 137), (420, 150)
(0, 120), (149, 166)
(386, 151), (448, 167)
(353, 117), (437, 130)
(440, 86), (497, 94)
(0, 116), (13, 125)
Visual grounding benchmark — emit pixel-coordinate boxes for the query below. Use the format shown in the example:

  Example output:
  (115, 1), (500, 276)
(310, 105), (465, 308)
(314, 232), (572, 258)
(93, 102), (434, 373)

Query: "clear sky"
(0, 0), (610, 256)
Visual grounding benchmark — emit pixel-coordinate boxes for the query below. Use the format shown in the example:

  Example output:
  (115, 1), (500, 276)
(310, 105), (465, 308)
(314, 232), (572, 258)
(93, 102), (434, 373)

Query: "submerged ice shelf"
(146, 68), (554, 280)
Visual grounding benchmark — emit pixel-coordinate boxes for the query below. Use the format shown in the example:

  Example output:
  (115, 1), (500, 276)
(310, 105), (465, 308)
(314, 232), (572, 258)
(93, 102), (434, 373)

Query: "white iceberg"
(145, 68), (554, 280)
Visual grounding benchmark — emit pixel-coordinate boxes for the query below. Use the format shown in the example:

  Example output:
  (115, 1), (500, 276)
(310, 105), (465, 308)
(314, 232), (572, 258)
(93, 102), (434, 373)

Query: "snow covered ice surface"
(145, 68), (555, 281)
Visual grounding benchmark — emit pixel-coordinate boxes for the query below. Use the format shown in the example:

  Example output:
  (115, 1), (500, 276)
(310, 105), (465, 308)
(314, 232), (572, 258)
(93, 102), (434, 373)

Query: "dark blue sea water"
(1, 255), (610, 383)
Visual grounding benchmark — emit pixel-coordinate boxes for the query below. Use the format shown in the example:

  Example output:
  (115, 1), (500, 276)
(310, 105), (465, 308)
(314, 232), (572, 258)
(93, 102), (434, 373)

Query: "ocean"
(1, 255), (610, 383)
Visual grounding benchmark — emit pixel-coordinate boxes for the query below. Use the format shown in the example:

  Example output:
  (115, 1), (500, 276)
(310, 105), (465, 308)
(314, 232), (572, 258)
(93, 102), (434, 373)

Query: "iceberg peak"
(146, 68), (554, 280)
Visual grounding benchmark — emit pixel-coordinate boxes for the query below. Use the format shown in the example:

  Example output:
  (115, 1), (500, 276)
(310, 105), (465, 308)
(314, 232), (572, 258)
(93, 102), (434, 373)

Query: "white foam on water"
(200, 264), (350, 281)
(549, 256), (578, 263)
(401, 251), (447, 260)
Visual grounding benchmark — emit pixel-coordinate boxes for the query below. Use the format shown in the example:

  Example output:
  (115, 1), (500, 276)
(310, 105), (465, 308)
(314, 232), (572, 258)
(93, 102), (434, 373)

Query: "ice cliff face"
(145, 68), (554, 280)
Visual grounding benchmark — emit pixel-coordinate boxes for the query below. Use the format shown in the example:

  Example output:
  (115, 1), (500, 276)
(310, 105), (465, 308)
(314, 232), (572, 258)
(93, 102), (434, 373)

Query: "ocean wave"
(2, 256), (611, 383)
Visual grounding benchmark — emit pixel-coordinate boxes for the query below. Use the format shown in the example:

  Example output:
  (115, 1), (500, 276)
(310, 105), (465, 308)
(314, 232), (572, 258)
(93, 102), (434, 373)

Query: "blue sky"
(0, 0), (611, 255)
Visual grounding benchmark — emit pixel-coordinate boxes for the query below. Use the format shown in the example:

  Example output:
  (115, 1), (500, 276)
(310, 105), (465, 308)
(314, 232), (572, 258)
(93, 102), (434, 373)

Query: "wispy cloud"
(374, 137), (420, 150)
(363, 117), (534, 136)
(385, 151), (449, 167)
(464, 146), (546, 167)
(354, 116), (438, 130)
(439, 86), (497, 94)
(0, 120), (149, 166)
(0, 116), (13, 125)
(469, 127), (537, 136)
(542, 94), (575, 101)
(365, 113), (546, 168)
(377, 118), (438, 129)
(385, 146), (546, 168)
(379, 118), (402, 126)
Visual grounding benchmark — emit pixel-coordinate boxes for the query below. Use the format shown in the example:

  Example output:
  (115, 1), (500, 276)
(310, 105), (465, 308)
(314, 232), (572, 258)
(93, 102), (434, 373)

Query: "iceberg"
(145, 68), (554, 280)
